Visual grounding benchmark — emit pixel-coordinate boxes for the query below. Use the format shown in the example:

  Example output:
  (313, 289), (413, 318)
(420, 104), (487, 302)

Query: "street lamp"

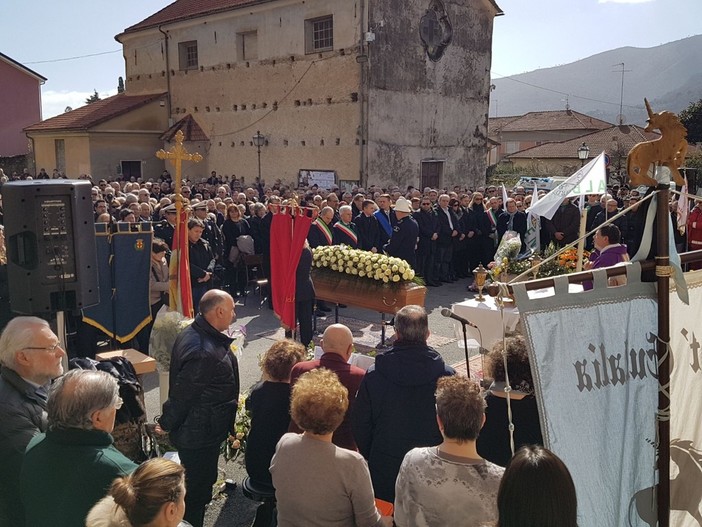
(252, 130), (265, 182)
(577, 142), (590, 167)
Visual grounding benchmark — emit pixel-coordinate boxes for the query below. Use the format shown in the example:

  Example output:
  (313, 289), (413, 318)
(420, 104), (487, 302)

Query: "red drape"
(169, 207), (194, 318)
(270, 208), (313, 329)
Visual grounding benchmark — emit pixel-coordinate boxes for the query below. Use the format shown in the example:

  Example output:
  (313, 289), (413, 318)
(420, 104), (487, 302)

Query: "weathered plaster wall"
(367, 0), (496, 189)
(120, 0), (364, 184)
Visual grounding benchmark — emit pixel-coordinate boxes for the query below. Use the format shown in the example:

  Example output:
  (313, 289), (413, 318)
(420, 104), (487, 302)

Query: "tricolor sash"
(313, 219), (333, 245)
(334, 221), (358, 245)
(375, 210), (392, 237)
(487, 208), (498, 228)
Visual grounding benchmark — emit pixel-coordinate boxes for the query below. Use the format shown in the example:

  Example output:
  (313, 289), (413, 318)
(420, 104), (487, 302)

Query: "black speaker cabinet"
(3, 180), (99, 313)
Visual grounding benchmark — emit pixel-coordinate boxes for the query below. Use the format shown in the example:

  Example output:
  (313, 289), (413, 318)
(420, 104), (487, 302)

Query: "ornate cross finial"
(156, 129), (203, 207)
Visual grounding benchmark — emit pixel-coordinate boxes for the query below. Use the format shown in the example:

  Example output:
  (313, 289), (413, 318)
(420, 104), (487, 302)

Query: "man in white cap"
(384, 197), (419, 269)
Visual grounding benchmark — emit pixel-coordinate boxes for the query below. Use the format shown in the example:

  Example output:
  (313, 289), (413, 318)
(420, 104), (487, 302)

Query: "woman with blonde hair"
(87, 458), (191, 527)
(271, 368), (392, 526)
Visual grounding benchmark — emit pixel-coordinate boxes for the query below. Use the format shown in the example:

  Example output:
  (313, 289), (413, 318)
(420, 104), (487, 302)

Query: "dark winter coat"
(160, 315), (239, 449)
(0, 367), (49, 526)
(352, 341), (455, 502)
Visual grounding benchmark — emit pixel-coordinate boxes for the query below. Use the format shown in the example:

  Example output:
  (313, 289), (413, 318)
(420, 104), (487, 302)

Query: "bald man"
(158, 289), (239, 527)
(288, 324), (365, 450)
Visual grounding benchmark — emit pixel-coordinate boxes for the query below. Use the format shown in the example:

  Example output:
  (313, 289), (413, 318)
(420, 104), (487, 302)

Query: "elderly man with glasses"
(0, 317), (66, 526)
(21, 369), (137, 527)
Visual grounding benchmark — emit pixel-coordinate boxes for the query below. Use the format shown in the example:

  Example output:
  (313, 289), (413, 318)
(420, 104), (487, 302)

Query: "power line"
(24, 49), (122, 65)
(490, 71), (645, 111)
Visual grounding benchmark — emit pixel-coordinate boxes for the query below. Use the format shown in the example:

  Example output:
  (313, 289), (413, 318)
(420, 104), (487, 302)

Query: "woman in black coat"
(294, 241), (315, 348)
(222, 204), (251, 297)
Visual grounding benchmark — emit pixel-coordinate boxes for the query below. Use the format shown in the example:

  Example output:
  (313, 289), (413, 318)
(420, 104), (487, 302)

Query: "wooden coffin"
(312, 269), (427, 315)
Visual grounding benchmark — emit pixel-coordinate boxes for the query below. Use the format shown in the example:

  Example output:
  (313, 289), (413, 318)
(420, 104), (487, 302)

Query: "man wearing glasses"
(0, 316), (66, 526)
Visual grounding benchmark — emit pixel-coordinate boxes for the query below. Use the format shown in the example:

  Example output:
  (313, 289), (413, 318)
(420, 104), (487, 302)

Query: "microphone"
(440, 308), (478, 328)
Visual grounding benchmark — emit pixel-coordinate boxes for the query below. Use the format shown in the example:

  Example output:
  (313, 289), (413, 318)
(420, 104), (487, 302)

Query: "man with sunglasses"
(0, 317), (66, 525)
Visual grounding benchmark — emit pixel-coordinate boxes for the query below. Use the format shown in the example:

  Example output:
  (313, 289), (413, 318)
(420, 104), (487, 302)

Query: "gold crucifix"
(156, 129), (203, 211)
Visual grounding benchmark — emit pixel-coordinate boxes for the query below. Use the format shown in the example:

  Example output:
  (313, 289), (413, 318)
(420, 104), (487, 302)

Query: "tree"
(117, 77), (125, 93)
(85, 89), (101, 104)
(679, 99), (702, 143)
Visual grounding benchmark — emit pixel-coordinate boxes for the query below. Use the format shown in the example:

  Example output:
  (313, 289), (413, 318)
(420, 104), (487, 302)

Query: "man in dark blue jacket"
(158, 290), (239, 527)
(384, 197), (419, 269)
(352, 305), (455, 503)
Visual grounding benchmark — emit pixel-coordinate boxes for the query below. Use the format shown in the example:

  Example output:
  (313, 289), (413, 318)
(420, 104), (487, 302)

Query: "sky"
(2, 0), (702, 120)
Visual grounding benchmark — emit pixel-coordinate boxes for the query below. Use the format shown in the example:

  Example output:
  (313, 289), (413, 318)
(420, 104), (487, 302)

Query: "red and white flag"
(169, 206), (194, 318)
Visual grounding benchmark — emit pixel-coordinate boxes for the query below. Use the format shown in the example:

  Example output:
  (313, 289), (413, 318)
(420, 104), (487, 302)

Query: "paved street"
(141, 277), (479, 526)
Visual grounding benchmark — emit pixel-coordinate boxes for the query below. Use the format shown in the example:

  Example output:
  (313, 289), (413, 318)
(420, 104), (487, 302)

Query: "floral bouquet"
(312, 245), (417, 284)
(488, 231), (523, 281)
(221, 393), (251, 463)
(149, 309), (194, 372)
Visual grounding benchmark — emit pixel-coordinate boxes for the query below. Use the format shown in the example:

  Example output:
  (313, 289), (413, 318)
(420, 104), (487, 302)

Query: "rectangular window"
(238, 31), (258, 61)
(178, 41), (198, 70)
(305, 15), (333, 54)
(55, 139), (65, 172)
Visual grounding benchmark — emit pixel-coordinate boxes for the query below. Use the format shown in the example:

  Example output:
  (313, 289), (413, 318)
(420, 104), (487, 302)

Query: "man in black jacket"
(352, 305), (455, 503)
(413, 198), (440, 286)
(188, 218), (215, 312)
(158, 290), (239, 527)
(355, 199), (381, 252)
(0, 316), (65, 526)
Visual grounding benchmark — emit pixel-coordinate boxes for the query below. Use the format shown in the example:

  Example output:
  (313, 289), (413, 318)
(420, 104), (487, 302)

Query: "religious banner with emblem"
(83, 223), (152, 342)
(512, 263), (658, 526)
(668, 269), (702, 526)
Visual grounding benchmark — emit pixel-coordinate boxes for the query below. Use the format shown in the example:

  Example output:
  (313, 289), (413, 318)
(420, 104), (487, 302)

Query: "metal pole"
(461, 322), (470, 378)
(656, 183), (671, 527)
(256, 143), (262, 182)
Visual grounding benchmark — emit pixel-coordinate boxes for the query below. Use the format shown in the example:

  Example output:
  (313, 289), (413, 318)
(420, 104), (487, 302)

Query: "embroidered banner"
(513, 263), (658, 526)
(83, 223), (152, 342)
(669, 269), (702, 526)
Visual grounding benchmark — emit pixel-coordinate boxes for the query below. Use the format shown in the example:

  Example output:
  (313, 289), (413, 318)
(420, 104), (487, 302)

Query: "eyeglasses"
(23, 342), (63, 353)
(421, 203), (431, 206)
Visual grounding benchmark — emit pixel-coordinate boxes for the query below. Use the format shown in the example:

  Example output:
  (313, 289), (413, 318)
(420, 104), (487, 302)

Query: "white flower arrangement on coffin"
(312, 245), (418, 284)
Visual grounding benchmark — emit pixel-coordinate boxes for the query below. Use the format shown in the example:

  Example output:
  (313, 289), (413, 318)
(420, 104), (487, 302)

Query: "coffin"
(312, 269), (427, 315)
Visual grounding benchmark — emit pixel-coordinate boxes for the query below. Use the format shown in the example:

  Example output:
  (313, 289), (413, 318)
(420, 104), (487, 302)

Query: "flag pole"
(655, 180), (671, 527)
(576, 199), (587, 272)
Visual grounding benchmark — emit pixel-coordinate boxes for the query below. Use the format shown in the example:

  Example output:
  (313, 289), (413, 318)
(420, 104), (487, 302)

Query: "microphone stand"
(460, 320), (470, 379)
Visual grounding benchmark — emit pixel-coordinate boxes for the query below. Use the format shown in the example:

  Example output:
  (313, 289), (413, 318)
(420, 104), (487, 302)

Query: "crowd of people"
(0, 304), (579, 527)
(2, 167), (701, 526)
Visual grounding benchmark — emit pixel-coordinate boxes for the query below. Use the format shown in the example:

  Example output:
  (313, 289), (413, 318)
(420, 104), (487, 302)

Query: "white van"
(515, 176), (568, 192)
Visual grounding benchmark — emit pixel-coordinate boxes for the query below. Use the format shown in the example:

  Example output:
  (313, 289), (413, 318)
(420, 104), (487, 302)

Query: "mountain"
(490, 34), (702, 126)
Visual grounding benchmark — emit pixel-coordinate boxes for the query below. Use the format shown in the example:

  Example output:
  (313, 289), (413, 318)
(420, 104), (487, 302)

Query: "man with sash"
(374, 194), (396, 247)
(485, 197), (501, 263)
(308, 207), (335, 249)
(308, 207), (335, 314)
(333, 205), (359, 248)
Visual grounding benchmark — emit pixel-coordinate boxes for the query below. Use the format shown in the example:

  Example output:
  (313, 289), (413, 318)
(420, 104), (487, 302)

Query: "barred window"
(305, 15), (333, 54)
(178, 41), (198, 70)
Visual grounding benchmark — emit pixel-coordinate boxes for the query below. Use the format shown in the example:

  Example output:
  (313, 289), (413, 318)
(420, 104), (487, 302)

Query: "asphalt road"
(141, 276), (478, 526)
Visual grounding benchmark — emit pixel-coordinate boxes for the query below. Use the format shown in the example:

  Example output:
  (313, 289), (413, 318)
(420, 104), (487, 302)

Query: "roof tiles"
(120, 0), (268, 35)
(25, 92), (166, 132)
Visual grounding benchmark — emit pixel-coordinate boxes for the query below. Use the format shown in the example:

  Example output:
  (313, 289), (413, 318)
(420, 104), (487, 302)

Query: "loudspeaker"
(3, 180), (99, 313)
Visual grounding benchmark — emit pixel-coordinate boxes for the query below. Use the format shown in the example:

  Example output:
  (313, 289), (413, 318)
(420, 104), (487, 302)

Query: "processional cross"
(156, 129), (203, 211)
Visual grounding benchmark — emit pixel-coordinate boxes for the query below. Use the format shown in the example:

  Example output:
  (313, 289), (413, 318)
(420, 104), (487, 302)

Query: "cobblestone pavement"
(142, 276), (480, 526)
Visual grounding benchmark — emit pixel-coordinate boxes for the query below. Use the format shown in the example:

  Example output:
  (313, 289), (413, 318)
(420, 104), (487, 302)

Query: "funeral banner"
(669, 269), (702, 526)
(513, 263), (658, 527)
(83, 223), (152, 342)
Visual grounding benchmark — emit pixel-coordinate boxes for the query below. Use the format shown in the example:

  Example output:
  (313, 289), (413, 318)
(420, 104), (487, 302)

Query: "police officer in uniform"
(384, 197), (419, 270)
(153, 204), (177, 249)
